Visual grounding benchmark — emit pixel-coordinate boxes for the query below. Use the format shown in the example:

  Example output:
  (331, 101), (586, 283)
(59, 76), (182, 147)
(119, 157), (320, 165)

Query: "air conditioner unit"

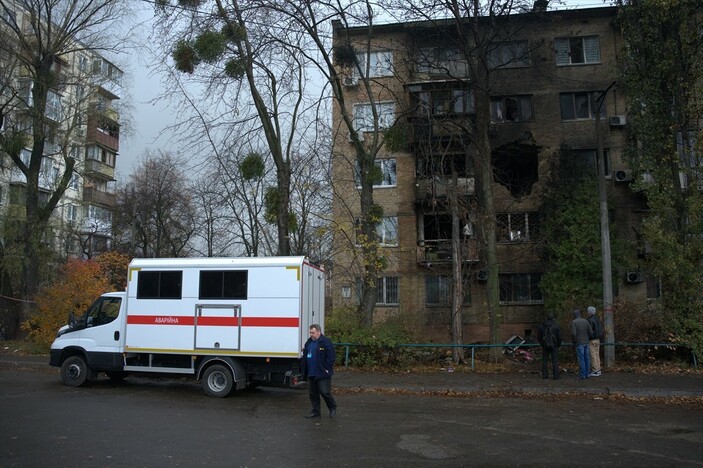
(614, 170), (633, 182)
(476, 269), (489, 282)
(626, 271), (644, 283)
(348, 131), (364, 142)
(343, 76), (358, 87)
(610, 115), (627, 127)
(679, 171), (688, 190)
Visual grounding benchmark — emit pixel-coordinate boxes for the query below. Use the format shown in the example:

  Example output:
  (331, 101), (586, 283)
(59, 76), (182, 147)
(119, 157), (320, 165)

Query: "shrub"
(326, 306), (419, 368)
(613, 299), (684, 363)
(22, 259), (109, 347)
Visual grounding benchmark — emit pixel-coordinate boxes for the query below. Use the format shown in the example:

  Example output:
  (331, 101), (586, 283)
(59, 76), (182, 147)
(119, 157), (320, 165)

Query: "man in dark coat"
(300, 324), (337, 419)
(537, 313), (562, 380)
(572, 309), (594, 380)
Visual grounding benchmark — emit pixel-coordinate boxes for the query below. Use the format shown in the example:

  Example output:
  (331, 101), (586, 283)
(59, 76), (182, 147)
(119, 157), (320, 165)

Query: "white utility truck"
(49, 256), (325, 397)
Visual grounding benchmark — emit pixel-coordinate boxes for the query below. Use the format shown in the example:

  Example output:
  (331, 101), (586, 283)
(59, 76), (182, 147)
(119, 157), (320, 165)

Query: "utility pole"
(595, 81), (617, 368)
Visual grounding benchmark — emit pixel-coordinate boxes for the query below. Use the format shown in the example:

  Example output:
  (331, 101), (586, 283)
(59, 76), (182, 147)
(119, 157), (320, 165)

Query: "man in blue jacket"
(301, 324), (337, 419)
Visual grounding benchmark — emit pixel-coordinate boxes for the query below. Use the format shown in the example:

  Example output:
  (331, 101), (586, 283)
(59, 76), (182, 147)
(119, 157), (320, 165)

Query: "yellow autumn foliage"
(23, 259), (110, 347)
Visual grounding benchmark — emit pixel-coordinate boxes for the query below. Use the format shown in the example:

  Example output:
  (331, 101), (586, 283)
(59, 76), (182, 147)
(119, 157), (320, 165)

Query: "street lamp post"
(595, 81), (617, 368)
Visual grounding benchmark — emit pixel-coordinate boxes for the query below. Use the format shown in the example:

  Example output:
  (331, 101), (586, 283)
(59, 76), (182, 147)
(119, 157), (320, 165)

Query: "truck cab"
(50, 292), (127, 386)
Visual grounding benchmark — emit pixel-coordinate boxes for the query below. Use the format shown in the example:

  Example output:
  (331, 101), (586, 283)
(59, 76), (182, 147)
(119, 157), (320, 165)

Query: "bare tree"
(113, 151), (196, 258)
(209, 146), (277, 257)
(151, 0), (315, 257)
(251, 0), (411, 326)
(288, 140), (333, 265)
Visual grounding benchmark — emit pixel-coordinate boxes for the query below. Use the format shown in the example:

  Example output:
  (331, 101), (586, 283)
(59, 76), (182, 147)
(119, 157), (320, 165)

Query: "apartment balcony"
(416, 239), (479, 266)
(84, 159), (115, 180)
(416, 176), (474, 203)
(86, 125), (119, 152)
(83, 187), (116, 207)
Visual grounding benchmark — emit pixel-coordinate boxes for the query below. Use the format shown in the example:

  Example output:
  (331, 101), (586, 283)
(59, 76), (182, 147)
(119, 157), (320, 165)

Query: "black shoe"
(305, 412), (320, 419)
(329, 408), (336, 418)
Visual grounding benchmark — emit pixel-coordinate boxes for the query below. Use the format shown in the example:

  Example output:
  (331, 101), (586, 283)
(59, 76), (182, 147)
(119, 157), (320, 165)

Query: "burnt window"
(137, 271), (182, 299)
(199, 270), (248, 299)
(497, 212), (540, 242)
(499, 273), (543, 304)
(425, 275), (471, 306)
(490, 95), (534, 123)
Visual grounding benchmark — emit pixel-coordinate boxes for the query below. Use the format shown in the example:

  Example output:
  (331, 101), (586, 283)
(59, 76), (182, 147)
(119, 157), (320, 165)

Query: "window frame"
(488, 40), (531, 69)
(496, 212), (540, 243)
(377, 216), (398, 246)
(354, 50), (393, 78)
(490, 95), (534, 123)
(198, 270), (248, 300)
(499, 273), (543, 305)
(355, 158), (397, 188)
(555, 36), (601, 66)
(137, 270), (183, 300)
(377, 276), (399, 305)
(353, 102), (396, 133)
(66, 204), (78, 223)
(425, 275), (471, 306)
(416, 46), (469, 77)
(86, 296), (121, 327)
(559, 92), (606, 121)
(45, 90), (63, 122)
(573, 148), (611, 178)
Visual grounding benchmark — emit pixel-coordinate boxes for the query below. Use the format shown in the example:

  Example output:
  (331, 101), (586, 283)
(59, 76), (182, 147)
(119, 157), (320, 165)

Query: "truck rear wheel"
(202, 364), (234, 397)
(60, 355), (88, 387)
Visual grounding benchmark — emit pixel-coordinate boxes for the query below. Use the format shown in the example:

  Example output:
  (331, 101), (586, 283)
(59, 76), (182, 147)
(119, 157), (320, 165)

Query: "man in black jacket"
(300, 324), (337, 419)
(537, 313), (562, 380)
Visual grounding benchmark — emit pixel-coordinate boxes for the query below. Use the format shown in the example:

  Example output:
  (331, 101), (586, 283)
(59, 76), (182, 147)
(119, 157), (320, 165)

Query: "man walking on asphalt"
(571, 309), (593, 380)
(587, 306), (604, 377)
(301, 324), (337, 419)
(537, 313), (562, 380)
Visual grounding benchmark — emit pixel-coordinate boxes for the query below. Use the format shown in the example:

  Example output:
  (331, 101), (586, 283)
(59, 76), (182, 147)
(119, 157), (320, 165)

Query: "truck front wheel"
(60, 355), (88, 387)
(202, 364), (234, 397)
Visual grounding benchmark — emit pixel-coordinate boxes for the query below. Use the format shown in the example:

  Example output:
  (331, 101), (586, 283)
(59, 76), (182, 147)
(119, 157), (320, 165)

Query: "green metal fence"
(334, 342), (698, 369)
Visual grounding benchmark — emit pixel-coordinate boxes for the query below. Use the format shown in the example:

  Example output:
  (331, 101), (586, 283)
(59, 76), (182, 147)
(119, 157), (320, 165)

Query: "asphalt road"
(1, 367), (703, 467)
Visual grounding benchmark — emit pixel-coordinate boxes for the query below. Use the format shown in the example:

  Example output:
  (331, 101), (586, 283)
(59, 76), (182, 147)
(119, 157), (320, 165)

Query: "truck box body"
(49, 256), (325, 396)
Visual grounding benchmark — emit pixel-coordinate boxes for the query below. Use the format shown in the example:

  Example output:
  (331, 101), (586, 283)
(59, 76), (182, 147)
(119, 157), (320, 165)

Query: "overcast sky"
(114, 0), (611, 179)
(114, 4), (174, 179)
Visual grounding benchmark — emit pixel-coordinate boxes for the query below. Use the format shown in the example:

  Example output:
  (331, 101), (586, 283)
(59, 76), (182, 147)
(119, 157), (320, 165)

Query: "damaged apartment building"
(330, 5), (650, 342)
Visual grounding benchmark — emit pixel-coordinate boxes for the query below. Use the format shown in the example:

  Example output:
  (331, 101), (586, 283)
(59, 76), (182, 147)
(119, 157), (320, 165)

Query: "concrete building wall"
(330, 6), (642, 343)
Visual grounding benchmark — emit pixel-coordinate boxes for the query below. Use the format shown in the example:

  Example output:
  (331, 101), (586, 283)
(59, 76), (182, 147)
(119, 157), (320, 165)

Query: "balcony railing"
(416, 177), (475, 202)
(86, 126), (119, 152)
(416, 239), (479, 265)
(84, 159), (115, 180)
(83, 187), (116, 206)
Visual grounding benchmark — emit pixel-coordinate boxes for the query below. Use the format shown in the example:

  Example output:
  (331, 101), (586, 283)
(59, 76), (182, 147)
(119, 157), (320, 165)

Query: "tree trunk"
(450, 171), (465, 363)
(473, 71), (502, 362)
(358, 149), (379, 326)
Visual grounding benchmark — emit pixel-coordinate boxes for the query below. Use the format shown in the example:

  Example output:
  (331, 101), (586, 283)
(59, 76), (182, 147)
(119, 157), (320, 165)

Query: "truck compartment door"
(194, 305), (241, 350)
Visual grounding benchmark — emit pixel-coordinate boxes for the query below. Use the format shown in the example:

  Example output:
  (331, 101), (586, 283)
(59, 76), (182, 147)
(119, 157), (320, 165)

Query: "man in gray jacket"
(571, 309), (593, 380)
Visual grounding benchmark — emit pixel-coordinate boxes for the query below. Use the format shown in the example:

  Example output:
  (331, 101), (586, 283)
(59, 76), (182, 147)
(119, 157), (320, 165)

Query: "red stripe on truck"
(127, 315), (299, 327)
